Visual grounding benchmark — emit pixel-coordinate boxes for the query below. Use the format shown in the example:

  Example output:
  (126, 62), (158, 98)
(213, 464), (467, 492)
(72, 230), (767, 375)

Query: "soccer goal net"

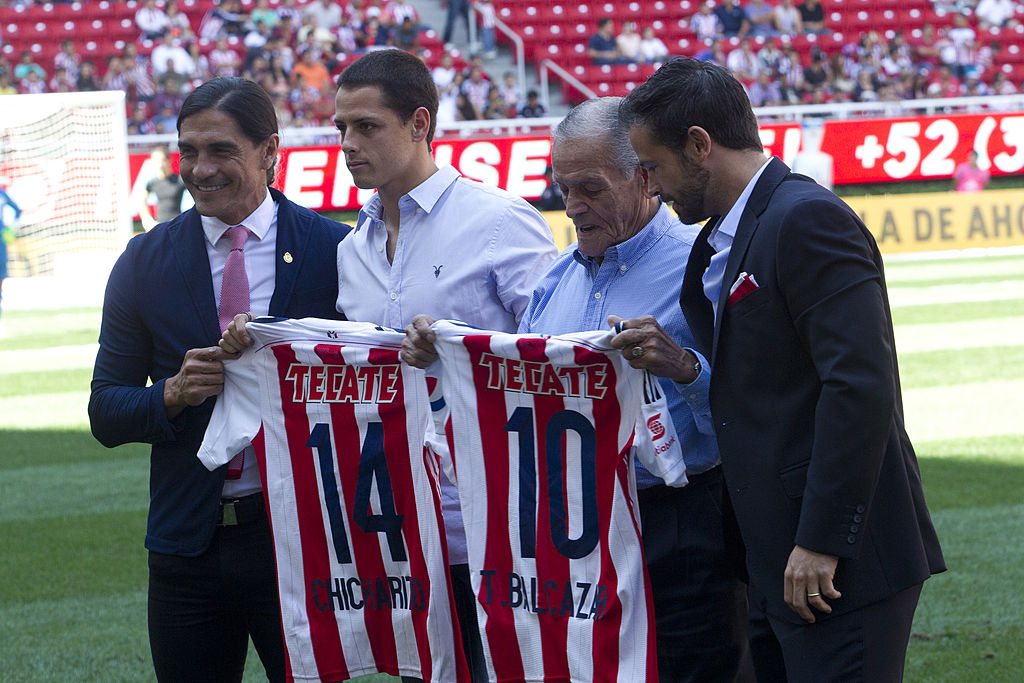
(0, 91), (131, 279)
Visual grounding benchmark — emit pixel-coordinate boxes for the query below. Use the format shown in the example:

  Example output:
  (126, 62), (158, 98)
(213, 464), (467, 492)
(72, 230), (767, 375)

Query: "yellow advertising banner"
(542, 188), (1024, 255)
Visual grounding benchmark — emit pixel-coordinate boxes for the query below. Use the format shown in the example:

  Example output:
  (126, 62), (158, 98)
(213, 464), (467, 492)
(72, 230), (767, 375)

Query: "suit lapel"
(680, 217), (717, 360)
(171, 210), (221, 342)
(711, 157), (792, 361)
(268, 188), (309, 315)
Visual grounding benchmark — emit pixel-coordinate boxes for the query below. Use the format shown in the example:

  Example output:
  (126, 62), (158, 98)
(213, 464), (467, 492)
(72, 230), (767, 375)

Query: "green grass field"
(1, 250), (1022, 681)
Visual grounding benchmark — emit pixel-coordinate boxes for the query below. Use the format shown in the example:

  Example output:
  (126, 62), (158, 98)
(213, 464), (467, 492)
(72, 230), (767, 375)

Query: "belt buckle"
(221, 501), (238, 526)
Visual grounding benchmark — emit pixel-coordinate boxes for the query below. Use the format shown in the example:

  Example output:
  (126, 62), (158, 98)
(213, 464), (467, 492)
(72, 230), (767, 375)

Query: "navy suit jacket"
(89, 188), (350, 556)
(680, 158), (945, 623)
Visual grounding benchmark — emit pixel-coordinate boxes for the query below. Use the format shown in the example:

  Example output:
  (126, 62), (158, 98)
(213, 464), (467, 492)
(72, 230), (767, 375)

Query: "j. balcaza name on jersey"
(477, 354), (609, 400)
(283, 363), (401, 404)
(311, 575), (427, 612)
(479, 570), (610, 620)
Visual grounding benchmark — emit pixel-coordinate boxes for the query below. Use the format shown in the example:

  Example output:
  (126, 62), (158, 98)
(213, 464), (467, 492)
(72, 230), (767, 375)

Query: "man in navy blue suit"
(89, 78), (349, 682)
(621, 58), (945, 682)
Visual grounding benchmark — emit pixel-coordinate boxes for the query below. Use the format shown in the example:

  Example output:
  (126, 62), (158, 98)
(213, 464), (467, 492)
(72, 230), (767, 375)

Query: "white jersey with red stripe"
(429, 320), (659, 683)
(199, 317), (468, 683)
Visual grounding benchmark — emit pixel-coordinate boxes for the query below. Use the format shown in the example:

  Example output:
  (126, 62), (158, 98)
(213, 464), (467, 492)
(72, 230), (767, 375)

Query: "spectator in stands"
(290, 46), (331, 92)
(726, 38), (761, 81)
(210, 37), (242, 77)
(715, 0), (750, 37)
(498, 71), (522, 111)
(828, 53), (856, 99)
(443, 0), (471, 47)
(437, 69), (460, 124)
(617, 21), (644, 63)
(745, 0), (776, 36)
(640, 27), (669, 62)
(483, 86), (508, 118)
(927, 65), (962, 97)
(54, 39), (81, 83)
(123, 43), (156, 102)
(757, 39), (783, 73)
(747, 70), (783, 105)
(152, 31), (195, 76)
(359, 17), (390, 48)
(102, 55), (130, 92)
(433, 51), (458, 89)
(589, 17), (622, 65)
(991, 70), (1019, 95)
(773, 0), (803, 36)
(394, 16), (421, 50)
(186, 42), (213, 87)
(136, 0), (171, 41)
(946, 13), (977, 78)
(853, 70), (879, 101)
(276, 0), (304, 25)
(250, 0), (281, 29)
(0, 73), (16, 96)
(477, 0), (499, 59)
(386, 0), (420, 27)
(72, 60), (98, 91)
(802, 49), (828, 91)
(333, 13), (359, 53)
(697, 38), (729, 65)
(975, 0), (1019, 30)
(20, 68), (46, 94)
(128, 103), (156, 134)
(778, 46), (806, 102)
(200, 0), (247, 39)
(305, 0), (344, 30)
(455, 90), (478, 120)
(152, 78), (187, 117)
(245, 20), (273, 49)
(518, 89), (547, 117)
(298, 15), (335, 46)
(462, 65), (491, 118)
(799, 0), (827, 33)
(165, 1), (194, 40)
(690, 3), (721, 42)
(912, 23), (946, 73)
(49, 66), (74, 93)
(13, 51), (45, 82)
(953, 150), (990, 191)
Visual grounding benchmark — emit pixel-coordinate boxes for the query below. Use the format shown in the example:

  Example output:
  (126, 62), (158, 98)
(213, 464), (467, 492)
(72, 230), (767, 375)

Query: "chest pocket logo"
(433, 265), (443, 278)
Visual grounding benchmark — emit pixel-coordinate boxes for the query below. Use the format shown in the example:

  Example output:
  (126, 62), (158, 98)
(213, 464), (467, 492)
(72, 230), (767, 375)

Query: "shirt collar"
(355, 165), (459, 230)
(572, 201), (675, 276)
(709, 157), (771, 250)
(202, 189), (275, 247)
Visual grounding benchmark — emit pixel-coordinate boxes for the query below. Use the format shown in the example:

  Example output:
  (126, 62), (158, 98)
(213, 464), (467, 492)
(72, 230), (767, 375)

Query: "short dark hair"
(337, 49), (439, 146)
(620, 57), (763, 154)
(177, 77), (279, 185)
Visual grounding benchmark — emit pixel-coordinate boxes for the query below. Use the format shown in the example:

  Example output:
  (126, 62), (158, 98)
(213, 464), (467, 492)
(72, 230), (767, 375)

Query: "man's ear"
(685, 126), (712, 163)
(410, 106), (431, 143)
(637, 165), (650, 195)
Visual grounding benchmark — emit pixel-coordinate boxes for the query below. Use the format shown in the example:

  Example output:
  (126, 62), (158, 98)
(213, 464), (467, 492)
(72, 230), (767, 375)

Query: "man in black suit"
(619, 58), (945, 681)
(90, 78), (349, 682)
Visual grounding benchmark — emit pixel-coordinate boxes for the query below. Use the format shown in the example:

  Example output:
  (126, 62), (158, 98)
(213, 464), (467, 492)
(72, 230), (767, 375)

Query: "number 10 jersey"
(431, 321), (658, 683)
(199, 318), (468, 683)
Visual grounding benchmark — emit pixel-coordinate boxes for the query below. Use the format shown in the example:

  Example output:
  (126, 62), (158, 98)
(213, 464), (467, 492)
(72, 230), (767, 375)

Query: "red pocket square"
(727, 272), (759, 307)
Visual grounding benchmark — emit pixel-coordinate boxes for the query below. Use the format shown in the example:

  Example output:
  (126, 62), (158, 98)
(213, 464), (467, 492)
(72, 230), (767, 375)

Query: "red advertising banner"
(127, 112), (1024, 212)
(821, 111), (1024, 184)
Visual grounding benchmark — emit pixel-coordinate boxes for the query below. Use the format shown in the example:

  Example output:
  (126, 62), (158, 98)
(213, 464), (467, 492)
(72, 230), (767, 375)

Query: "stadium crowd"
(1, 0), (1021, 131)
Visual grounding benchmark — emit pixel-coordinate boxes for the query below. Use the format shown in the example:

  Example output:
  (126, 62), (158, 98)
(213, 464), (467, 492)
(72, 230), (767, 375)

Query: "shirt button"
(377, 245), (384, 253)
(594, 292), (602, 299)
(390, 292), (398, 300)
(847, 535), (857, 544)
(850, 524), (860, 533)
(416, 208), (422, 215)
(853, 514), (864, 523)
(689, 393), (697, 400)
(619, 264), (627, 272)
(856, 504), (866, 513)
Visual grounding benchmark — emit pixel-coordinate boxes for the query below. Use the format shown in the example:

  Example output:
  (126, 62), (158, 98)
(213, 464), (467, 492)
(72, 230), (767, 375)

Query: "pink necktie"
(219, 225), (250, 479)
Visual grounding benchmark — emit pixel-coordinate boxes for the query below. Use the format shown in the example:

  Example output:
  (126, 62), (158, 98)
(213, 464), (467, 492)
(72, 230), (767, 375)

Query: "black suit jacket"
(89, 188), (350, 556)
(680, 158), (944, 623)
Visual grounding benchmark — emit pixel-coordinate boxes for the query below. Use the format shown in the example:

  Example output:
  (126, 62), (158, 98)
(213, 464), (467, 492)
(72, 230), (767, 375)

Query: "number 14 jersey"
(431, 321), (658, 683)
(199, 318), (468, 683)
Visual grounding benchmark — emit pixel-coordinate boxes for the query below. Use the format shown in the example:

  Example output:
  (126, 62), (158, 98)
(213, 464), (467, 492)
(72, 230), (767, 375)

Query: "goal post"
(0, 90), (131, 280)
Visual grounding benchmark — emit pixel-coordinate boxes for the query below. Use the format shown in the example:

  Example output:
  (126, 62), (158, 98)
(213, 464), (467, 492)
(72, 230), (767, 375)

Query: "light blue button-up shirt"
(518, 203), (719, 487)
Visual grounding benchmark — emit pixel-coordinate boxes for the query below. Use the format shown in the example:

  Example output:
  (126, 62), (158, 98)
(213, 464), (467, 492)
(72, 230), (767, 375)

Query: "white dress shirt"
(703, 158), (771, 322)
(336, 164), (557, 562)
(202, 189), (278, 498)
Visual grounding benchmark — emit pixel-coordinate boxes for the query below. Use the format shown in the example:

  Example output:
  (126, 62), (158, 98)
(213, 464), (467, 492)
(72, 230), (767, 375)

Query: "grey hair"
(552, 97), (638, 179)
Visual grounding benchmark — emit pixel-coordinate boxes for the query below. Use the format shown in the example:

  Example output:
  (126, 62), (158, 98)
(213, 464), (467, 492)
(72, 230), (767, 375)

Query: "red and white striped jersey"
(199, 318), (468, 683)
(430, 320), (659, 683)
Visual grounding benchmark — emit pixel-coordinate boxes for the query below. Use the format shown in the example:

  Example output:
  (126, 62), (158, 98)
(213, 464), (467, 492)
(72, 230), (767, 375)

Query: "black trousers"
(402, 562), (488, 683)
(748, 582), (923, 683)
(639, 467), (756, 683)
(148, 500), (285, 683)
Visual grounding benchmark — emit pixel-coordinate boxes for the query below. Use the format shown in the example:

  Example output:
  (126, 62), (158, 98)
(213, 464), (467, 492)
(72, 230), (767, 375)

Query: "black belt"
(217, 492), (266, 526)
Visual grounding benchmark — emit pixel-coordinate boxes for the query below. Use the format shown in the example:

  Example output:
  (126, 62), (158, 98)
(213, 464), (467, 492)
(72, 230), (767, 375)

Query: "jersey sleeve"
(197, 349), (261, 470)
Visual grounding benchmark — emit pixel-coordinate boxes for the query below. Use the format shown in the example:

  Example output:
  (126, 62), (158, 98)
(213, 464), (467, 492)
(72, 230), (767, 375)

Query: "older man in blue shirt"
(518, 97), (753, 683)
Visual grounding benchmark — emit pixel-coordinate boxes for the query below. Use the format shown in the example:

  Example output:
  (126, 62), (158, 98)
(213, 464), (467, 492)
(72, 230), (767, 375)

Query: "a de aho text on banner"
(843, 188), (1024, 253)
